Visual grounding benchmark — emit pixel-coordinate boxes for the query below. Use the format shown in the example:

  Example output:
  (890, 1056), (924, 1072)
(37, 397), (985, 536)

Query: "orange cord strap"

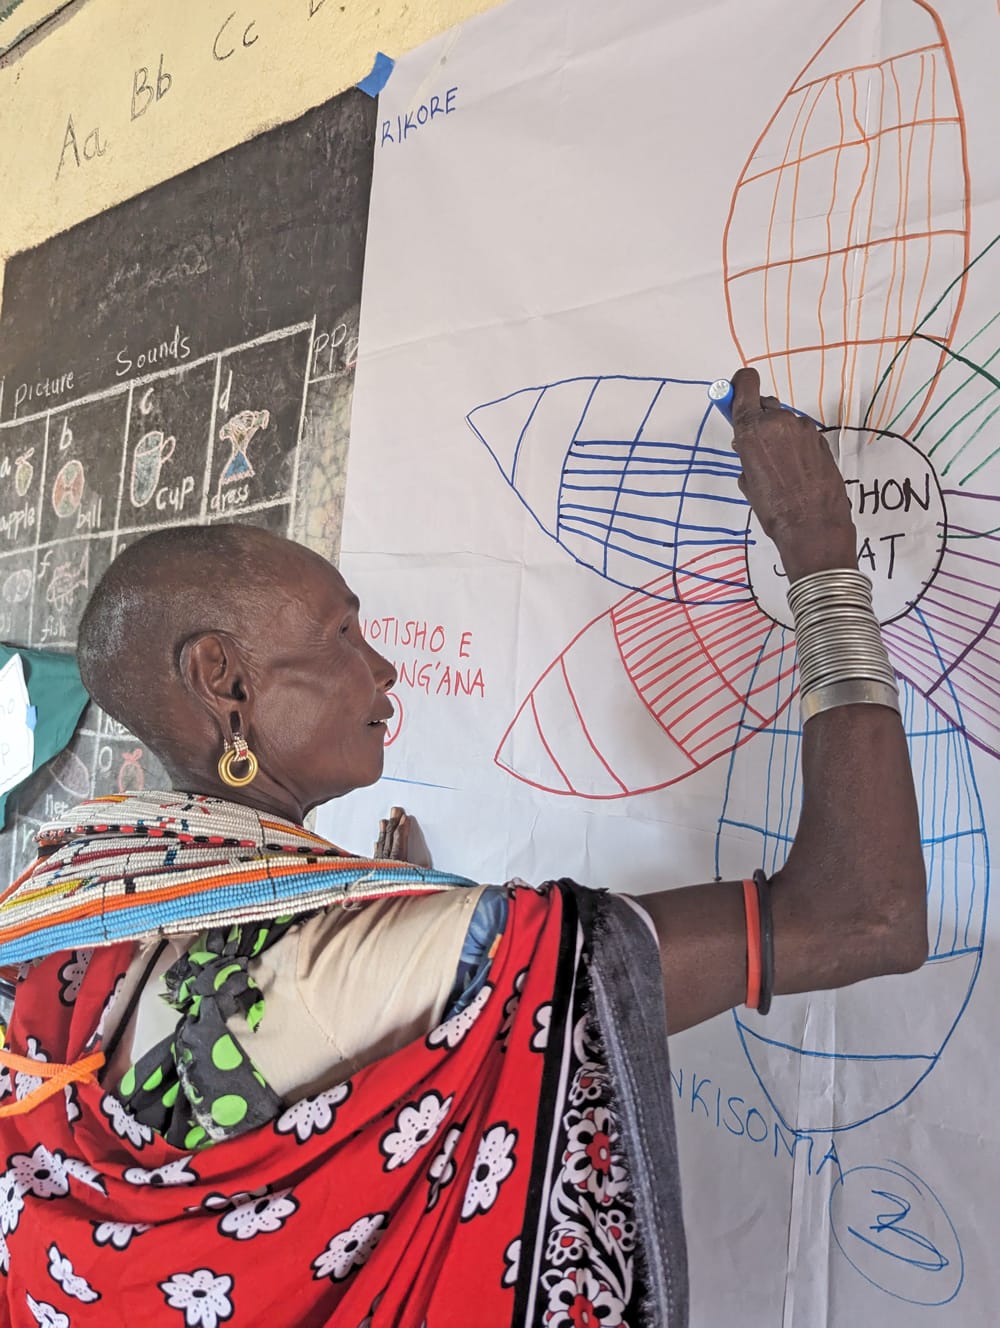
(742, 878), (762, 1010)
(0, 1047), (105, 1118)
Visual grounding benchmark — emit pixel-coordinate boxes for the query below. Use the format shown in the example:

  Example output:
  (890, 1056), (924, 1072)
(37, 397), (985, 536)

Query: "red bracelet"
(743, 878), (762, 1010)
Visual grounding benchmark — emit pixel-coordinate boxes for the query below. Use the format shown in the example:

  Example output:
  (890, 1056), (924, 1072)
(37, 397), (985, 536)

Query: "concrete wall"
(0, 0), (504, 273)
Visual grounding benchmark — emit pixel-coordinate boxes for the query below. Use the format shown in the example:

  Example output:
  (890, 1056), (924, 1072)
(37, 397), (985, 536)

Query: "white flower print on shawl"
(159, 1268), (234, 1327)
(0, 1167), (24, 1235)
(87, 973), (126, 1052)
(379, 1091), (452, 1172)
(312, 1213), (387, 1283)
(57, 951), (93, 1005)
(101, 1094), (154, 1148)
(215, 1189), (299, 1240)
(47, 1244), (100, 1303)
(25, 1294), (70, 1327)
(426, 983), (493, 1050)
(502, 1237), (521, 1288)
(531, 1003), (552, 1052)
(13, 1037), (48, 1101)
(497, 970), (528, 1046)
(124, 1156), (197, 1187)
(92, 1220), (150, 1251)
(8, 1145), (104, 1202)
(461, 1123), (517, 1220)
(64, 1085), (81, 1126)
(274, 1081), (350, 1144)
(426, 1125), (463, 1211)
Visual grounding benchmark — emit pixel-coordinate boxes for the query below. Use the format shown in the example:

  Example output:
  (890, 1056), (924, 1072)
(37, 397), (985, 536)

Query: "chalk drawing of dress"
(217, 409), (270, 494)
(466, 0), (997, 1126)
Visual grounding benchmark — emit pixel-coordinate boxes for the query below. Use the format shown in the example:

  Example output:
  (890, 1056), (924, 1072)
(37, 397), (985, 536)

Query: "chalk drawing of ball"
(716, 433), (989, 1131)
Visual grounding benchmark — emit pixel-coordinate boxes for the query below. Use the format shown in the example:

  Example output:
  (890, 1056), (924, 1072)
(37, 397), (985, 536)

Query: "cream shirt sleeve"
(240, 886), (488, 1101)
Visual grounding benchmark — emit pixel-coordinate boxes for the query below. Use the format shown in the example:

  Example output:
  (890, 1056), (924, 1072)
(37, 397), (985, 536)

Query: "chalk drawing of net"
(465, 0), (997, 1127)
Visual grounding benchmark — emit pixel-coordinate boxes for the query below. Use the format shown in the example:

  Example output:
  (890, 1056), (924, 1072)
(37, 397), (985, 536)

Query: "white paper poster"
(323, 0), (1000, 1322)
(0, 653), (34, 798)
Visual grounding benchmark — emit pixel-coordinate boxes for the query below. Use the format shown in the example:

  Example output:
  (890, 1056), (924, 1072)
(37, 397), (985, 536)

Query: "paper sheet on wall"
(324, 0), (1000, 1321)
(0, 654), (34, 800)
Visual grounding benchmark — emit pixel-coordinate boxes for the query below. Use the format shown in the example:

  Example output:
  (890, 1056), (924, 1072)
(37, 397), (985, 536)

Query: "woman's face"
(246, 556), (397, 809)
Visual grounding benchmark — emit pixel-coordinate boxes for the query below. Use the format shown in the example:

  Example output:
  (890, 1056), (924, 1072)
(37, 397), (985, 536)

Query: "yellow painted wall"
(0, 0), (504, 268)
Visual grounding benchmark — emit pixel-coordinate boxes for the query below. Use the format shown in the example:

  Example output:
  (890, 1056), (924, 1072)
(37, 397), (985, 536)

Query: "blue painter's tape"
(25, 705), (37, 731)
(357, 51), (395, 97)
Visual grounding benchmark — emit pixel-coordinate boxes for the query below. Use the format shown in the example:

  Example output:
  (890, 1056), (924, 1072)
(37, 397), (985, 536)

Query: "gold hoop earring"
(218, 734), (259, 788)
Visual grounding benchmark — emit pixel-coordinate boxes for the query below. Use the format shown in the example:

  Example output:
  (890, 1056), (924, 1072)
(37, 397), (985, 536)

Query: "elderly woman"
(0, 370), (925, 1327)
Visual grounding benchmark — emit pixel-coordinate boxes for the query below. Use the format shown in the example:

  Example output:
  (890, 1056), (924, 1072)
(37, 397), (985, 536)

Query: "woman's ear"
(178, 633), (251, 729)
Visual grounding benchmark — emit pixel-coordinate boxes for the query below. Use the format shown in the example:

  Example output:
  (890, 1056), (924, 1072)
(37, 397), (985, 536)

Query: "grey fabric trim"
(587, 891), (689, 1328)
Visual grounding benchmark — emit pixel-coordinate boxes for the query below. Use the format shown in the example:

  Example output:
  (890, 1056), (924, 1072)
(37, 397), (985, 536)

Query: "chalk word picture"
(0, 317), (332, 885)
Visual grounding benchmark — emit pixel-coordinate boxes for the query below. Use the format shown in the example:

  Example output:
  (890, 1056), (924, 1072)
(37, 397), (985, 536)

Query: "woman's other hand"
(375, 806), (410, 860)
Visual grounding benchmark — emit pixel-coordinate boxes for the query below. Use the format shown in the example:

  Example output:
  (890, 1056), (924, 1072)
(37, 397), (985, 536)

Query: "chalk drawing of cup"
(131, 431), (176, 507)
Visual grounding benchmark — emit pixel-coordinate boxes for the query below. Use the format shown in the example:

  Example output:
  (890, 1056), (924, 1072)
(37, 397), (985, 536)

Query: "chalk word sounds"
(116, 325), (192, 378)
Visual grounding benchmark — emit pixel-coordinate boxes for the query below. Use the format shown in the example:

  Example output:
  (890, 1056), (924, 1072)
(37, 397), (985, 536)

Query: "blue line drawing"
(716, 661), (988, 1132)
(467, 376), (752, 605)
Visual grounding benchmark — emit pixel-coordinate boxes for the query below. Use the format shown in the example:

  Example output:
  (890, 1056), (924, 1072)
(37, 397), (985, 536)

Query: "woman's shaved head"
(78, 525), (299, 748)
(76, 524), (397, 822)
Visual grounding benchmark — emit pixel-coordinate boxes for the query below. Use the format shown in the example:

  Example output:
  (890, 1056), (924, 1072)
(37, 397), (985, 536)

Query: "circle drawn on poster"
(829, 1160), (964, 1306)
(52, 458), (85, 518)
(385, 695), (403, 747)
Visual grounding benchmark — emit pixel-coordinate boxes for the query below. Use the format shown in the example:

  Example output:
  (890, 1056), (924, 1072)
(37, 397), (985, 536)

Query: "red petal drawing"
(495, 551), (797, 798)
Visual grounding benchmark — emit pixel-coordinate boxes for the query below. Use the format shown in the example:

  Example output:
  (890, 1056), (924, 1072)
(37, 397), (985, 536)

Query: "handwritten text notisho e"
(360, 614), (485, 699)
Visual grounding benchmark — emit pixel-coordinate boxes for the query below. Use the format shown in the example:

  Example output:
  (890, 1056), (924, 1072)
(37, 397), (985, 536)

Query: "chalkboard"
(0, 86), (377, 885)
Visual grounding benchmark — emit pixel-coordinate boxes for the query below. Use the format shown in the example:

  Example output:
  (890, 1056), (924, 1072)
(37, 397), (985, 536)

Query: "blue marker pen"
(707, 378), (734, 424)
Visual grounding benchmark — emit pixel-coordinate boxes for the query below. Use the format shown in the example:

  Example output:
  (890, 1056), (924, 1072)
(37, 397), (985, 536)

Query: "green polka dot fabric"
(117, 914), (305, 1148)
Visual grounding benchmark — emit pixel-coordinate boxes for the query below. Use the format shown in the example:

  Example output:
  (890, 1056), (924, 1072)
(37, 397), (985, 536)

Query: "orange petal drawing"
(723, 0), (970, 434)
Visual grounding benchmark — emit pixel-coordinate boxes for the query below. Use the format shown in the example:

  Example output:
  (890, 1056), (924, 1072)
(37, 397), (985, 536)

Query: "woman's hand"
(373, 807), (432, 867)
(730, 366), (857, 581)
(375, 806), (410, 860)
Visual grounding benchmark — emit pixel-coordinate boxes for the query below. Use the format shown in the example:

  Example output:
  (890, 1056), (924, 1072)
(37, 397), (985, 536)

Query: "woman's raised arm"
(640, 368), (927, 1035)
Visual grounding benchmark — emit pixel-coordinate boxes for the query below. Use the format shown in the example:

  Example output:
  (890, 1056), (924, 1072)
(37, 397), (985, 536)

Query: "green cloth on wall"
(0, 644), (89, 831)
